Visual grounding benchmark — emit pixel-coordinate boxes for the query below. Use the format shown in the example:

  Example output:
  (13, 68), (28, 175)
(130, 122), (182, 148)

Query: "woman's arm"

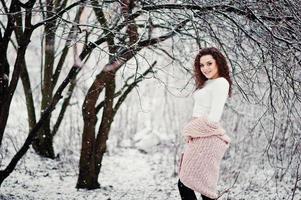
(207, 78), (229, 123)
(182, 78), (229, 142)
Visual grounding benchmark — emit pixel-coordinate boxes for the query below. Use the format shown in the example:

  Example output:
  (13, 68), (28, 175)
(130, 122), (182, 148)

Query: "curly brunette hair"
(194, 47), (232, 97)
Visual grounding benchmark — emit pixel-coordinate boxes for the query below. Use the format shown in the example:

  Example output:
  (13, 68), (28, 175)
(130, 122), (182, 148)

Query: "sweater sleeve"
(207, 78), (229, 123)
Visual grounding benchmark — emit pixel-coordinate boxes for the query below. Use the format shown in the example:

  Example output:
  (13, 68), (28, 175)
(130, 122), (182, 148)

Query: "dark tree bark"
(32, 0), (61, 159)
(0, 65), (81, 187)
(76, 0), (190, 189)
(20, 1), (82, 159)
(0, 0), (86, 186)
(77, 71), (115, 189)
(0, 0), (20, 147)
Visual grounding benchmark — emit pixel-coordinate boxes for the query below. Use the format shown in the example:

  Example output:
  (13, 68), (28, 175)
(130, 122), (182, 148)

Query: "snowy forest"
(0, 0), (300, 199)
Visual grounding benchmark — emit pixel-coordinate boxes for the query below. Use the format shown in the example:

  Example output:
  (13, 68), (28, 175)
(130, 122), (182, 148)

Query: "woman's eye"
(208, 63), (212, 65)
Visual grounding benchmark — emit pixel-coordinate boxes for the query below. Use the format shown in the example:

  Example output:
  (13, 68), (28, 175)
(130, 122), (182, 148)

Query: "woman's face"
(199, 54), (219, 79)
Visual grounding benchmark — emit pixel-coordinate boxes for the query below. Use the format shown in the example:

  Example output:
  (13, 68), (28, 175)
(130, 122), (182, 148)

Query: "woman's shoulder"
(211, 77), (229, 89)
(214, 76), (228, 82)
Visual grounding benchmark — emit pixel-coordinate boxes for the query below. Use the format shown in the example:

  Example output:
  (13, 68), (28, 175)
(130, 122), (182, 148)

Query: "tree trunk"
(0, 0), (19, 147)
(95, 74), (116, 178)
(0, 66), (81, 187)
(32, 126), (55, 158)
(76, 117), (99, 189)
(32, 1), (56, 158)
(76, 71), (115, 189)
(20, 60), (37, 131)
(0, 55), (10, 146)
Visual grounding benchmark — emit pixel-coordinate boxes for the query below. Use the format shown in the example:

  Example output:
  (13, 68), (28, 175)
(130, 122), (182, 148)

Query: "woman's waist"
(189, 115), (221, 124)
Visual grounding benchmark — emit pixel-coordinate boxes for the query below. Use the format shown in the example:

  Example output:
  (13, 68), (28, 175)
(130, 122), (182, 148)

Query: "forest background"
(0, 0), (300, 199)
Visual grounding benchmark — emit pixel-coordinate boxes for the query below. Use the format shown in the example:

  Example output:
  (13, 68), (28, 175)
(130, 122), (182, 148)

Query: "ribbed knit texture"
(192, 77), (229, 123)
(178, 117), (231, 199)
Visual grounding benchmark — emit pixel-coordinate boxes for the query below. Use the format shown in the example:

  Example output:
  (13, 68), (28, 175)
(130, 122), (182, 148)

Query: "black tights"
(178, 179), (214, 200)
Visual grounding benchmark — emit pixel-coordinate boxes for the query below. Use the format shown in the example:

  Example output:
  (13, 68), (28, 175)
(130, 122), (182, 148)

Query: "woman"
(178, 47), (233, 200)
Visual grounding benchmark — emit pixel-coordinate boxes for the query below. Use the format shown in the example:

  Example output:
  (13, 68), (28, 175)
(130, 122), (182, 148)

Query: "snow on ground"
(1, 146), (181, 200)
(1, 143), (300, 200)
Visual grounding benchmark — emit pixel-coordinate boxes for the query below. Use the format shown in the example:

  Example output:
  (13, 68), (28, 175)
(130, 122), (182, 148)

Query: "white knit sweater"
(192, 77), (229, 123)
(178, 77), (231, 199)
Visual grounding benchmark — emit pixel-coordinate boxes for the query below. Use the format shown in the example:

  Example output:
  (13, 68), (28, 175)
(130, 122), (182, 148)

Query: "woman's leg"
(201, 194), (214, 200)
(177, 179), (197, 200)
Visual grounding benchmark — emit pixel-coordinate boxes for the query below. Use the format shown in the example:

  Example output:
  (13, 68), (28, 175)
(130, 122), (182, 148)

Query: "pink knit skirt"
(179, 134), (230, 199)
